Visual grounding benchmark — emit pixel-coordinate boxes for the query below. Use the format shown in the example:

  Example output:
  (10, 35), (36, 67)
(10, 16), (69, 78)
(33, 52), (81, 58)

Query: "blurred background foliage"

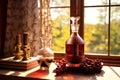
(49, 0), (120, 55)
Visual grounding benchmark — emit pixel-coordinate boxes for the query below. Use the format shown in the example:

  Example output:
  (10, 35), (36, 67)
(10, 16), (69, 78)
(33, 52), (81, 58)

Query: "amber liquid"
(66, 32), (84, 66)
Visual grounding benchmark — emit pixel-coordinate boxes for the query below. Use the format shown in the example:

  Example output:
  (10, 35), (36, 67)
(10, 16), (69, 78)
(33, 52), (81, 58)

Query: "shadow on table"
(27, 69), (105, 80)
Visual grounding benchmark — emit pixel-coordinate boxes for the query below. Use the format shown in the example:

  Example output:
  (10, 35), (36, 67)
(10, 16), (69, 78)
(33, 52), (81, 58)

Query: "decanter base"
(67, 63), (80, 68)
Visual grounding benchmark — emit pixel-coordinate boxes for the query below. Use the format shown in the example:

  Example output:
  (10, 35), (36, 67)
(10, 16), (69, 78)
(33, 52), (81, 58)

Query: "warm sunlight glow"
(5, 71), (15, 75)
(85, 9), (99, 24)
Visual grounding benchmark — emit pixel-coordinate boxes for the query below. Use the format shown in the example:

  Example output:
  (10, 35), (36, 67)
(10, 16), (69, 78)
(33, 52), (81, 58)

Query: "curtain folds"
(4, 0), (40, 57)
(39, 0), (53, 48)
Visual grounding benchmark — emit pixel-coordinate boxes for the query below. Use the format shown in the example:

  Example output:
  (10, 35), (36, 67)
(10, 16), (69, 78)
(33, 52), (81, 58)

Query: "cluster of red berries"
(53, 57), (103, 75)
(79, 58), (103, 74)
(53, 59), (68, 75)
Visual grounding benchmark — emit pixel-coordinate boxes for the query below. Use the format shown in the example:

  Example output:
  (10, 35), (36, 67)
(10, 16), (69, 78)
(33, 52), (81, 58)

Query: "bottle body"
(66, 32), (84, 65)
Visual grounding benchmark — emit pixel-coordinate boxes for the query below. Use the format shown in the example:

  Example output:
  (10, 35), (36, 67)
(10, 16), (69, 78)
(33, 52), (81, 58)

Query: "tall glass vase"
(39, 36), (54, 58)
(39, 36), (54, 69)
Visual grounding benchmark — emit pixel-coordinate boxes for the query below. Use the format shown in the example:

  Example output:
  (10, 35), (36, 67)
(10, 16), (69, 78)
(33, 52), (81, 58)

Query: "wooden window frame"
(54, 0), (120, 66)
(38, 0), (120, 66)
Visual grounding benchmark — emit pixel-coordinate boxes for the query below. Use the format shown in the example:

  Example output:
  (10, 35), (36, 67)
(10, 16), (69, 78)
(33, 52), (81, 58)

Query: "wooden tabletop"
(0, 63), (120, 80)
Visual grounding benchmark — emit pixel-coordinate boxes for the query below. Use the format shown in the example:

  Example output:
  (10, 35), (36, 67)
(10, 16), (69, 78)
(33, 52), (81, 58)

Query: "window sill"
(54, 53), (120, 67)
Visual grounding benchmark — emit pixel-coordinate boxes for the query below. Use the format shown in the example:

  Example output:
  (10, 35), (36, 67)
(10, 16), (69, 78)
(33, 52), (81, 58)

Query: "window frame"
(54, 0), (120, 66)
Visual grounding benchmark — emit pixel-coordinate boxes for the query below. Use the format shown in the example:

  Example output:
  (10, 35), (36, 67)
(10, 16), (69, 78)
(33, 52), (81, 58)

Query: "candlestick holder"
(22, 45), (31, 61)
(13, 34), (23, 60)
(22, 32), (31, 61)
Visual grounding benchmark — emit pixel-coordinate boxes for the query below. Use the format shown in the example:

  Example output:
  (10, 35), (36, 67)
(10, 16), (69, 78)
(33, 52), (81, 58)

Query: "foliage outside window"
(38, 0), (70, 53)
(49, 0), (70, 53)
(84, 0), (120, 56)
(38, 0), (120, 57)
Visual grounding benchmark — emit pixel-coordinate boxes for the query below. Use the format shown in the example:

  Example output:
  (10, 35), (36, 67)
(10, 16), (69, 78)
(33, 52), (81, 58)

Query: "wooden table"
(0, 63), (120, 80)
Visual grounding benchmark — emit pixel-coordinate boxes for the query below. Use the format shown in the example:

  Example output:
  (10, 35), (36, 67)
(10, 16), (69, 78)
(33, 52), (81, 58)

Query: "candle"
(23, 32), (29, 45)
(16, 34), (21, 44)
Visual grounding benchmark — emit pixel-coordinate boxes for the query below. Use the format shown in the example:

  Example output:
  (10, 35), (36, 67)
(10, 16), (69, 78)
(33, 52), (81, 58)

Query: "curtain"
(39, 0), (53, 48)
(4, 0), (40, 57)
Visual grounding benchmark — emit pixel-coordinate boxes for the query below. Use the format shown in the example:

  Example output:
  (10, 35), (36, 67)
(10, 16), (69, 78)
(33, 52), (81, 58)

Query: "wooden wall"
(0, 0), (7, 58)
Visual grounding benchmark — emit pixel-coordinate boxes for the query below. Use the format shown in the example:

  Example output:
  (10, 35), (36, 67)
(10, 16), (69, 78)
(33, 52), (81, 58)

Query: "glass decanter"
(66, 17), (84, 67)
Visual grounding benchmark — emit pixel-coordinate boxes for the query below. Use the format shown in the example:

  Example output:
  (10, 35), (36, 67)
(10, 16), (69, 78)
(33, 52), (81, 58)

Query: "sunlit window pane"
(51, 8), (70, 52)
(110, 7), (120, 55)
(84, 0), (109, 6)
(84, 7), (108, 55)
(111, 0), (120, 5)
(50, 0), (70, 7)
(84, 7), (109, 24)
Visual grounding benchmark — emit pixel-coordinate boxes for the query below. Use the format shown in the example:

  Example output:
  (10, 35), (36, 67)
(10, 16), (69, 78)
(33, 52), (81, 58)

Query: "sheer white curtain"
(39, 0), (53, 48)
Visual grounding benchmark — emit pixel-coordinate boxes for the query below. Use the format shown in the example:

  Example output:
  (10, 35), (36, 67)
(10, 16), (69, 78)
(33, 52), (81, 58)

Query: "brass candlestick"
(22, 32), (31, 61)
(22, 45), (30, 61)
(13, 34), (23, 60)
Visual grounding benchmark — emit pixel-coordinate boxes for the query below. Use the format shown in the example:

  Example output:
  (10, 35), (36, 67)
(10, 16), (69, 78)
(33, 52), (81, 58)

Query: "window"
(38, 0), (120, 65)
(84, 0), (120, 56)
(84, 0), (120, 66)
(38, 0), (70, 53)
(50, 0), (70, 53)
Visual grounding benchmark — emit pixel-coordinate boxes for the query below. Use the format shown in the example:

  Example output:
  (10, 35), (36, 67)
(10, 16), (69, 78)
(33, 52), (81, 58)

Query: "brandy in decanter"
(66, 17), (84, 67)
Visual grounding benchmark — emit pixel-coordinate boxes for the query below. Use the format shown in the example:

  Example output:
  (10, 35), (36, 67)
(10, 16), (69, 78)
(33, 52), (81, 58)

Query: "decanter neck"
(71, 24), (79, 33)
